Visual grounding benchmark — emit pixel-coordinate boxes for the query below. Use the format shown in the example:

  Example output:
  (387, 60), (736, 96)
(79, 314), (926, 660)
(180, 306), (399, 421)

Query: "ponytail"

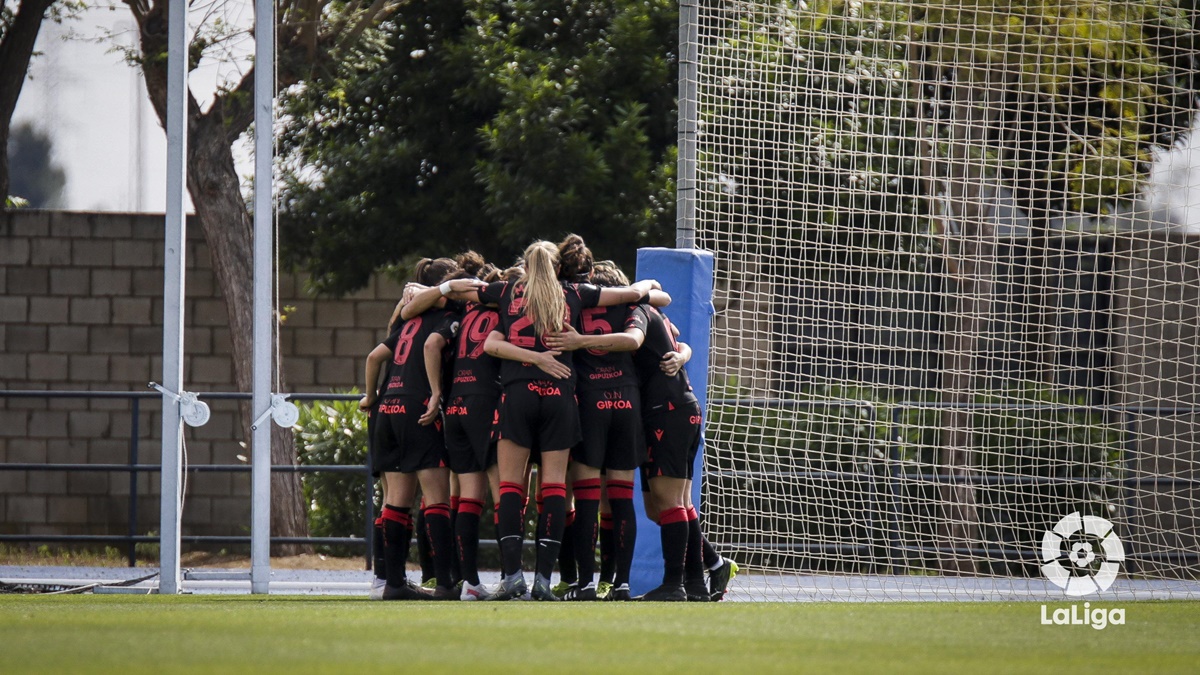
(519, 241), (565, 336)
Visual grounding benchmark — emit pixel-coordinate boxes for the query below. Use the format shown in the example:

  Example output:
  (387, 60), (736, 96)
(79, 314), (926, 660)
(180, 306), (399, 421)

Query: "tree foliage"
(279, 0), (678, 295)
(0, 0), (79, 203)
(7, 121), (64, 207)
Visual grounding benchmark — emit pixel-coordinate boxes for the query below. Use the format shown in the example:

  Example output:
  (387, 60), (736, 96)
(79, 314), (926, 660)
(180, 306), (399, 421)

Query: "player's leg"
(381, 471), (428, 599)
(554, 480), (578, 596)
(598, 479), (615, 597)
(370, 474), (387, 598)
(604, 469), (637, 601)
(415, 495), (435, 588)
(565, 461), (602, 600)
(416, 466), (457, 599)
(531, 447), (570, 600)
(456, 469), (490, 599)
(684, 484), (738, 601)
(449, 472), (462, 589)
(491, 438), (531, 600)
(641, 474), (689, 601)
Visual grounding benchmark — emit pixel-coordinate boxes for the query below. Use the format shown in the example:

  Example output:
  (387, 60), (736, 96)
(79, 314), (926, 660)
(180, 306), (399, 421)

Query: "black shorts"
(640, 400), (703, 482)
(444, 394), (499, 474)
(573, 386), (644, 471)
(496, 380), (581, 452)
(370, 395), (446, 475)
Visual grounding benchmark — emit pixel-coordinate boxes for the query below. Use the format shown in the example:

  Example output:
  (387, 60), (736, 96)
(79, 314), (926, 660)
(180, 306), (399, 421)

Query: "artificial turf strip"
(2, 597), (1198, 674)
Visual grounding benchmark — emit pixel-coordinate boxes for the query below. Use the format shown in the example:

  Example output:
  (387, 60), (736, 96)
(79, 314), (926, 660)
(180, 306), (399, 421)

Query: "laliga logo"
(1040, 511), (1124, 596)
(1039, 512), (1126, 630)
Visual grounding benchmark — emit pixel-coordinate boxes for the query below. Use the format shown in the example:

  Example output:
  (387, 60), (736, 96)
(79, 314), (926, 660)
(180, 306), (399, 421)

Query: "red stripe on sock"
(458, 498), (485, 517)
(573, 478), (602, 501)
(374, 517), (384, 527)
(599, 513), (614, 530)
(382, 508), (411, 527)
(659, 507), (689, 526)
(450, 496), (461, 512)
(424, 503), (452, 518)
(420, 498), (426, 510)
(607, 480), (635, 501)
(541, 483), (567, 500)
(499, 481), (526, 498)
(686, 506), (699, 522)
(494, 512), (500, 525)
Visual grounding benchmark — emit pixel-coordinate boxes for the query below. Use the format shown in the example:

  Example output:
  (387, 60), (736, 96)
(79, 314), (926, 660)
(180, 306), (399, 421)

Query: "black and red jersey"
(382, 306), (460, 397)
(477, 279), (603, 385)
(574, 304), (639, 392)
(626, 304), (697, 409)
(447, 303), (502, 397)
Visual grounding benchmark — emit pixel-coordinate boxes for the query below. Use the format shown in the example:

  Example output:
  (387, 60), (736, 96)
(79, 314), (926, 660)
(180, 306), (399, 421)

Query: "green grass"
(2, 597), (1198, 673)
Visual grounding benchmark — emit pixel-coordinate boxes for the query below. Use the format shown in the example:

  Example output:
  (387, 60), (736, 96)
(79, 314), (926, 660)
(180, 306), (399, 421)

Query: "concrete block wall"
(0, 210), (402, 541)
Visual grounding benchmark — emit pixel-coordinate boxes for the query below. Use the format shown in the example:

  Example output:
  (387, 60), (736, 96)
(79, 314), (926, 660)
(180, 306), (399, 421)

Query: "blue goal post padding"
(630, 247), (715, 595)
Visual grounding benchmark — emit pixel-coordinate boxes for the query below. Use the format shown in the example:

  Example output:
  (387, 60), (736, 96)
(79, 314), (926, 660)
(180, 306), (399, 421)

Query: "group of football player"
(360, 235), (736, 602)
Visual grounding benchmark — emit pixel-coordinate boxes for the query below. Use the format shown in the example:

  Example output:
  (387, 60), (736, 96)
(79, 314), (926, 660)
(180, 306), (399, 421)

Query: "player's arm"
(360, 343), (392, 410)
(597, 280), (669, 307)
(402, 278), (485, 321)
(661, 340), (692, 377)
(544, 325), (644, 353)
(420, 333), (447, 425)
(484, 331), (571, 379)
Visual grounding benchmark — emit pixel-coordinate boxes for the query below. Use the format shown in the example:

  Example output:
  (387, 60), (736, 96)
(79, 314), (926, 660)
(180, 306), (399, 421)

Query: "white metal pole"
(250, 0), (276, 594)
(158, 0), (189, 595)
(676, 0), (699, 250)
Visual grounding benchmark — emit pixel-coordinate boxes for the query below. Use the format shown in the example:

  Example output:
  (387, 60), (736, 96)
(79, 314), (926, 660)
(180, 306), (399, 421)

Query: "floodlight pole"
(158, 0), (189, 595)
(676, 0), (699, 250)
(249, 0), (277, 595)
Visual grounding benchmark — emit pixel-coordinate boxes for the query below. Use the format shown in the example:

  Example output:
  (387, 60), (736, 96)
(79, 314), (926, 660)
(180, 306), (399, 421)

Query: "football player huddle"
(359, 235), (737, 602)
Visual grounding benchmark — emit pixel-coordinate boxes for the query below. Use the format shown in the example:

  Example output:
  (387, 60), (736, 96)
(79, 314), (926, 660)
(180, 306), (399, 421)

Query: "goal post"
(688, 0), (1200, 600)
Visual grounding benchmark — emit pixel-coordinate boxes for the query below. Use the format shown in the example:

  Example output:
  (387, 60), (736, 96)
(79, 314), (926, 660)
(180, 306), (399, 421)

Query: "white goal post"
(688, 0), (1200, 600)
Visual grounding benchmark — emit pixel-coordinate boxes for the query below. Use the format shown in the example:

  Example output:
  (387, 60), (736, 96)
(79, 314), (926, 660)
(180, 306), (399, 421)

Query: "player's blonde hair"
(519, 241), (565, 336)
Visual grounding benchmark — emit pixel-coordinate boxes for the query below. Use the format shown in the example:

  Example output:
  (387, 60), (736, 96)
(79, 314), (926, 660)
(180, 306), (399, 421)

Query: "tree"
(7, 120), (65, 206)
(120, 0), (405, 546)
(0, 0), (74, 203)
(278, 0), (678, 295)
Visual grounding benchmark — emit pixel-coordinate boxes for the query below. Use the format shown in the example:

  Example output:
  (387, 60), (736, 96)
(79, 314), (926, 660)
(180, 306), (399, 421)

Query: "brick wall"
(0, 210), (403, 540)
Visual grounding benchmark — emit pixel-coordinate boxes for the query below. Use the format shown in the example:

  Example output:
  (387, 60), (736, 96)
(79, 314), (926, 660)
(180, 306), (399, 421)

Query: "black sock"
(423, 502), (454, 590)
(535, 483), (567, 580)
(688, 506), (722, 569)
(497, 482), (526, 577)
(659, 507), (688, 588)
(382, 505), (413, 588)
(416, 503), (435, 583)
(449, 497), (462, 587)
(372, 517), (386, 580)
(608, 480), (637, 587)
(598, 513), (615, 584)
(572, 478), (602, 589)
(456, 498), (484, 586)
(558, 515), (578, 586)
(685, 510), (706, 586)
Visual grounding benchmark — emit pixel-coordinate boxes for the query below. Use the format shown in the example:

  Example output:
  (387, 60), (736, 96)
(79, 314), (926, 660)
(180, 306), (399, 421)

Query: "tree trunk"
(129, 1), (310, 551)
(915, 55), (1004, 576)
(0, 0), (55, 201)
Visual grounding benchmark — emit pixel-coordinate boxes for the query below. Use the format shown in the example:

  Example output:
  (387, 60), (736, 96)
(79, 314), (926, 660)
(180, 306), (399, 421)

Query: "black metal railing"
(0, 390), (374, 568)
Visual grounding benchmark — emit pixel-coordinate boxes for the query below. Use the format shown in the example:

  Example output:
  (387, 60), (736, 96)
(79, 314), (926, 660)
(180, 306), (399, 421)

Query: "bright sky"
(14, 3), (255, 212)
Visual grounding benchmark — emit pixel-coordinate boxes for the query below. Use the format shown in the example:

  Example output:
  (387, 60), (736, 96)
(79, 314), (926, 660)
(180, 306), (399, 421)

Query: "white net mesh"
(692, 0), (1200, 600)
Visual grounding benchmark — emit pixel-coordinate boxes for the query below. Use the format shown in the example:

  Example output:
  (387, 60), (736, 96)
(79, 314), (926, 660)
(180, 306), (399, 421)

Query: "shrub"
(294, 393), (378, 555)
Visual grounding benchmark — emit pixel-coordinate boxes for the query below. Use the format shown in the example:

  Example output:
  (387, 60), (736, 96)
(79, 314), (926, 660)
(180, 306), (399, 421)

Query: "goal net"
(690, 0), (1200, 600)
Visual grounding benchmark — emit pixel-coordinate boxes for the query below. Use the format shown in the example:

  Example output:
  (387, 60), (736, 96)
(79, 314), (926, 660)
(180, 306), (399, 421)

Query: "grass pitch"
(2, 596), (1198, 674)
